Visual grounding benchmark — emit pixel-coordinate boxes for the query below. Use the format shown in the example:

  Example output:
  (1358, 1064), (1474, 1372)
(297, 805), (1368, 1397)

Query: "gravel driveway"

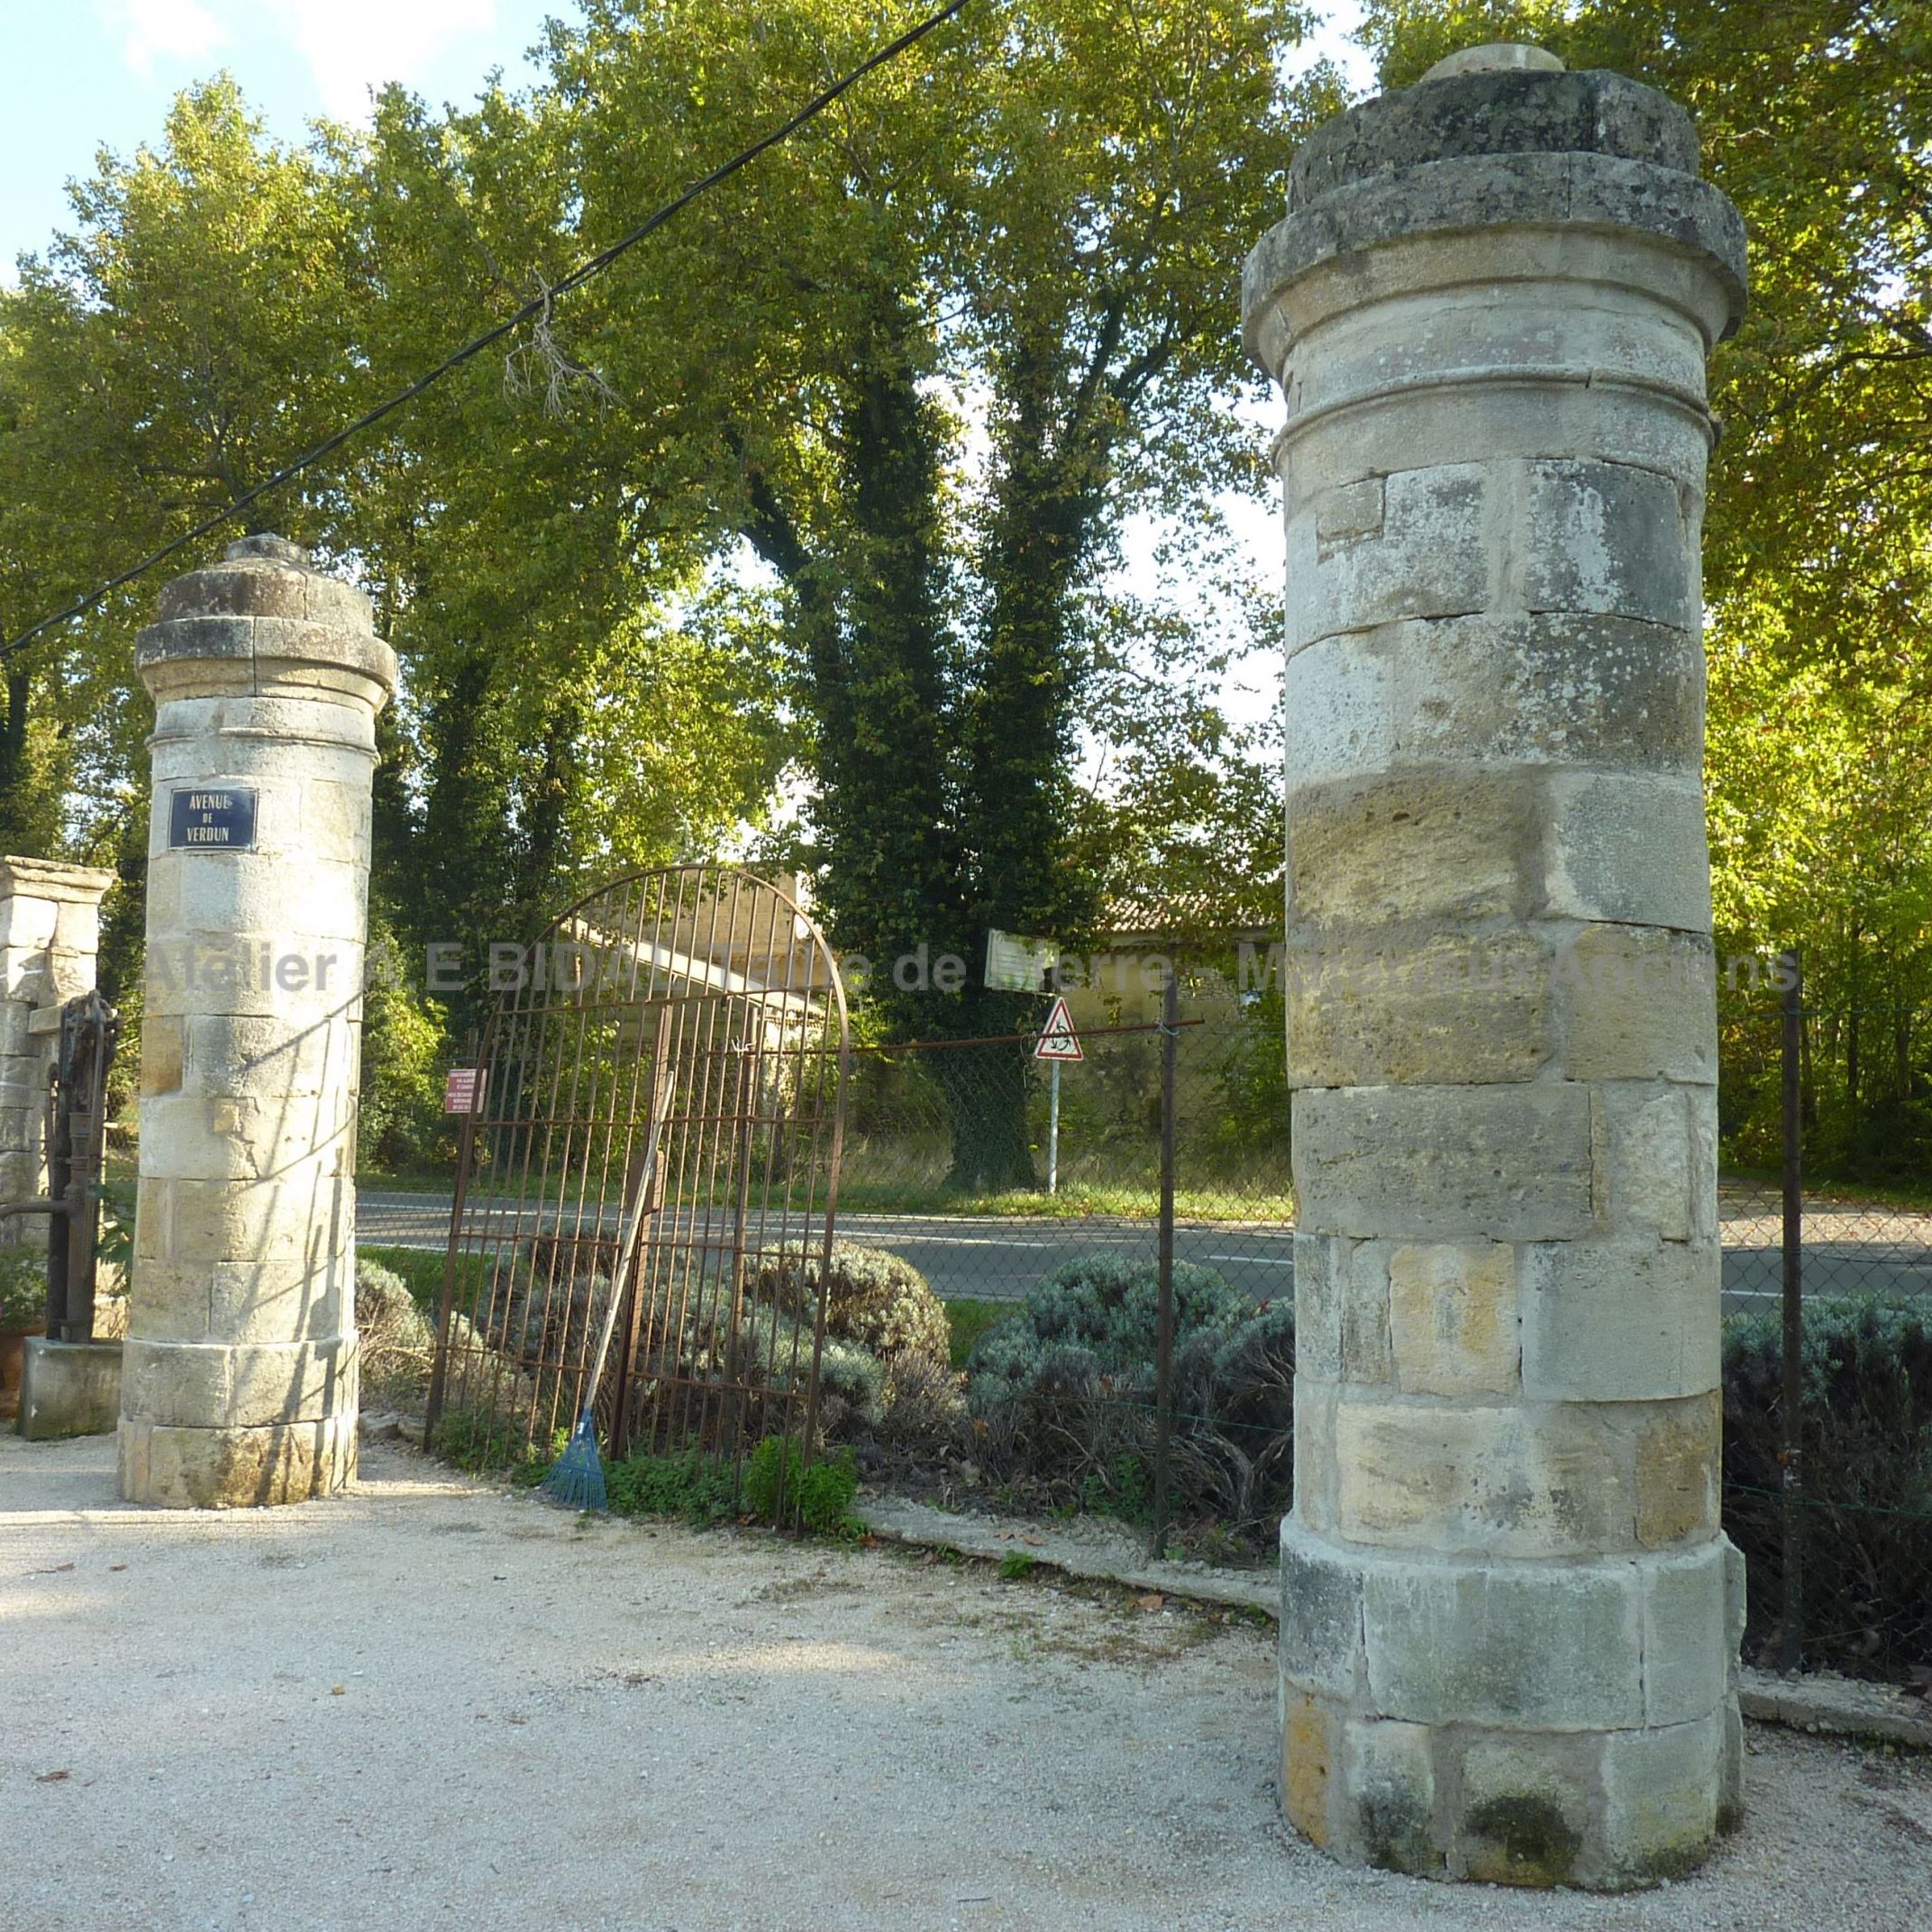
(4, 1432), (1928, 1931)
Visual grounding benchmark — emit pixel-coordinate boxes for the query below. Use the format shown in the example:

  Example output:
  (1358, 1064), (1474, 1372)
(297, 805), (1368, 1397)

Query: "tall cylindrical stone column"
(120, 535), (395, 1508)
(1244, 48), (1748, 1886)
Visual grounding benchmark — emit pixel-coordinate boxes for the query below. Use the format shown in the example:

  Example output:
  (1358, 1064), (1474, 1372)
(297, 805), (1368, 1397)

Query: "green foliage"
(738, 1306), (886, 1438)
(430, 1408), (564, 1483)
(743, 1435), (862, 1537)
(968, 1253), (1261, 1388)
(755, 1240), (951, 1370)
(97, 1178), (136, 1290)
(998, 1549), (1037, 1581)
(355, 916), (451, 1175)
(1722, 1299), (1932, 1676)
(944, 1297), (1009, 1372)
(1, 78), (368, 855)
(965, 1253), (1295, 1541)
(1080, 1454), (1150, 1521)
(0, 1246), (46, 1329)
(605, 1447), (737, 1527)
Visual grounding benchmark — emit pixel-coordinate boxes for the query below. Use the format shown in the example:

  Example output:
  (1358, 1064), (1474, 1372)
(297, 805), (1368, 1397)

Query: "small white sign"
(1033, 997), (1083, 1062)
(985, 928), (1057, 993)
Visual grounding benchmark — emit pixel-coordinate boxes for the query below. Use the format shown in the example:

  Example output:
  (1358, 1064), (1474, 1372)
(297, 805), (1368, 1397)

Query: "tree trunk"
(936, 1036), (1036, 1194)
(0, 668), (32, 852)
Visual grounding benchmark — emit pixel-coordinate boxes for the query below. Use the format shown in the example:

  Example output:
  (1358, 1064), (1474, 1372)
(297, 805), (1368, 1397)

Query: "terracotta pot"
(1, 1321), (45, 1423)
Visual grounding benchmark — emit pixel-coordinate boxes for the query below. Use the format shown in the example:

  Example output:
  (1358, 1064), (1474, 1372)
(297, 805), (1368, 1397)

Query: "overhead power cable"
(1, 0), (977, 663)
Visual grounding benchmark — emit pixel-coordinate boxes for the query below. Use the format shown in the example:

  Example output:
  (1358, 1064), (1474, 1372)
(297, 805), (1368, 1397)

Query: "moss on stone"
(1463, 1791), (1581, 1886)
(1356, 1782), (1439, 1875)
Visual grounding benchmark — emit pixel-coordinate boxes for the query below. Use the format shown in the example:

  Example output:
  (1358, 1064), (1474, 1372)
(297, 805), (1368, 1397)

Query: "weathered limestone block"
(1249, 44), (1746, 1885)
(1519, 1240), (1721, 1401)
(1292, 1084), (1595, 1241)
(1284, 926), (1555, 1088)
(119, 535), (394, 1508)
(1556, 926), (1717, 1081)
(116, 1411), (357, 1509)
(1386, 1243), (1519, 1396)
(17, 1337), (123, 1439)
(1290, 1234), (1393, 1384)
(1279, 1520), (1737, 1882)
(1544, 771), (1713, 931)
(1284, 615), (1706, 788)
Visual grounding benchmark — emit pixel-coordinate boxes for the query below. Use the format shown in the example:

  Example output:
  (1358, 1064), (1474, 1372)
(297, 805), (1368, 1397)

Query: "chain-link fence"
(1716, 974), (1932, 1684)
(360, 972), (1932, 1681)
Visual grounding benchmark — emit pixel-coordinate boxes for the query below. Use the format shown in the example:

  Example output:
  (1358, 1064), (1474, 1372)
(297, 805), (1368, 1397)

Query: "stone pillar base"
(1279, 1518), (1745, 1886)
(18, 1338), (123, 1439)
(117, 1412), (357, 1508)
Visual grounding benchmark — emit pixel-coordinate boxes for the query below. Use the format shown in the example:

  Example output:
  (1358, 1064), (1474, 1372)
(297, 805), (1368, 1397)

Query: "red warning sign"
(1033, 997), (1083, 1062)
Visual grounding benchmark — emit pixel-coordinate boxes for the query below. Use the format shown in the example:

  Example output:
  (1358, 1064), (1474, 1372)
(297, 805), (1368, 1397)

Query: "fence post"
(1150, 968), (1177, 1557)
(1780, 950), (1804, 1674)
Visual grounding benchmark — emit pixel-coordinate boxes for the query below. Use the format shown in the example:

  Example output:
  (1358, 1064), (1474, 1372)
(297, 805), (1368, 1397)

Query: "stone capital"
(1243, 63), (1748, 378)
(0, 853), (118, 909)
(135, 534), (397, 715)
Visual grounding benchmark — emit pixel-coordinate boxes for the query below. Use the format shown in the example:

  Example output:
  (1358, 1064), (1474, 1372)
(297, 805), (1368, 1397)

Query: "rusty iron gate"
(424, 867), (849, 1512)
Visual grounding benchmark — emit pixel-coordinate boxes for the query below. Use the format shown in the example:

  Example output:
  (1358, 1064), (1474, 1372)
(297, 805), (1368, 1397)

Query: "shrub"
(0, 1246), (45, 1330)
(743, 1435), (861, 1536)
(1722, 1298), (1932, 1676)
(734, 1305), (885, 1437)
(477, 1250), (889, 1447)
(430, 1407), (563, 1482)
(964, 1253), (1294, 1546)
(754, 1241), (951, 1369)
(606, 1447), (736, 1526)
(355, 1256), (438, 1407)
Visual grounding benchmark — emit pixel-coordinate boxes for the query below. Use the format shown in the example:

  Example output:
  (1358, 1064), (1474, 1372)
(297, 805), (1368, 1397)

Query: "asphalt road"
(356, 1191), (1932, 1312)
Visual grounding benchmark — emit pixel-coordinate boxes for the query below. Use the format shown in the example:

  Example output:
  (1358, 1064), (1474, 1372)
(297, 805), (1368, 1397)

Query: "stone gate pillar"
(119, 535), (395, 1507)
(0, 855), (116, 1241)
(1244, 47), (1748, 1885)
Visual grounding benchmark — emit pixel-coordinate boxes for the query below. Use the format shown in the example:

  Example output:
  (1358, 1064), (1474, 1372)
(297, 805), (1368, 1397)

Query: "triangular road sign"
(1034, 996), (1083, 1062)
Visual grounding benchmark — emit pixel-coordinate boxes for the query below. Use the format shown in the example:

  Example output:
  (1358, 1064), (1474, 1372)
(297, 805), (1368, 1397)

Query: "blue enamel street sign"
(169, 788), (257, 851)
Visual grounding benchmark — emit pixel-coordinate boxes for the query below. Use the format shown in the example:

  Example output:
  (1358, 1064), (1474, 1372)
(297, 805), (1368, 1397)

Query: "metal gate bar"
(425, 867), (848, 1517)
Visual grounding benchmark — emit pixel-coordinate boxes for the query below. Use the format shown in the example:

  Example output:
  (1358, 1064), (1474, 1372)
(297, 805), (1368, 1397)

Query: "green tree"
(544, 0), (1333, 1185)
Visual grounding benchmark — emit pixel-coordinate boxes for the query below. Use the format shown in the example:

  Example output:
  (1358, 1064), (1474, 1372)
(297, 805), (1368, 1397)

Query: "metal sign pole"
(1047, 1060), (1061, 1196)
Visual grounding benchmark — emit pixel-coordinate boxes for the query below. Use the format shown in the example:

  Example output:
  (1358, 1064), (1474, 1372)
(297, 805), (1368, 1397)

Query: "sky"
(0, 1), (561, 278)
(0, 1), (1375, 736)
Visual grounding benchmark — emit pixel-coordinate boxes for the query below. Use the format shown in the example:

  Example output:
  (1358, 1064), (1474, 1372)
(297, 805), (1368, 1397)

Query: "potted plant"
(0, 1246), (47, 1424)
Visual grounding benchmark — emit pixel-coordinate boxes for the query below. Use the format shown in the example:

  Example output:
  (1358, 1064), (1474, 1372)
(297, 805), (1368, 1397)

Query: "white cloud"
(265, 0), (498, 121)
(99, 0), (228, 76)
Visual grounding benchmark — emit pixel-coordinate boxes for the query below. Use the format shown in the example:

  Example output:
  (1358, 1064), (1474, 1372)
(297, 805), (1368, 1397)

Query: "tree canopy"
(3, 1), (1926, 1183)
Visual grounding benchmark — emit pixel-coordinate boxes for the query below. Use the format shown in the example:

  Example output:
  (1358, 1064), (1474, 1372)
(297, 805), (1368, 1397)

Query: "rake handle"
(579, 1062), (672, 1426)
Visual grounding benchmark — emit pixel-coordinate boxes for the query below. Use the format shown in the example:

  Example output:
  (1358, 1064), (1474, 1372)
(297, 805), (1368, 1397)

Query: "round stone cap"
(136, 533), (397, 706)
(225, 533), (313, 569)
(1287, 63), (1701, 211)
(1419, 42), (1564, 82)
(1245, 50), (1749, 365)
